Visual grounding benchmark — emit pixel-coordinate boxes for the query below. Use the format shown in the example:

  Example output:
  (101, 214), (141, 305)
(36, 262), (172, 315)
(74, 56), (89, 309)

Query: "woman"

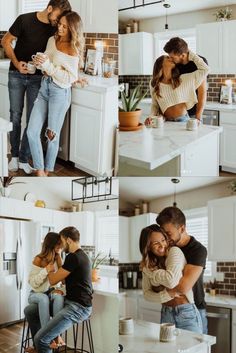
(28, 232), (65, 350)
(146, 51), (209, 123)
(27, 11), (84, 176)
(139, 224), (202, 333)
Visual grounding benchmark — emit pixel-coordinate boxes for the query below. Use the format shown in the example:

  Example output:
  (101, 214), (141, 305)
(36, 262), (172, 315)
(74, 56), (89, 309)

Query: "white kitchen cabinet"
(70, 211), (94, 246)
(138, 297), (162, 324)
(208, 196), (236, 261)
(119, 294), (127, 318)
(0, 0), (17, 31)
(197, 20), (236, 74)
(32, 207), (53, 224)
(52, 210), (70, 233)
(220, 111), (236, 173)
(0, 72), (10, 121)
(69, 0), (117, 33)
(70, 86), (117, 176)
(119, 216), (130, 263)
(130, 213), (157, 263)
(232, 310), (236, 353)
(119, 32), (154, 75)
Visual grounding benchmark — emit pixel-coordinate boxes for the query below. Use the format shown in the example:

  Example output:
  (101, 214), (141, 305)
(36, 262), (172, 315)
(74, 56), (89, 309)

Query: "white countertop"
(205, 101), (236, 112)
(0, 118), (12, 132)
(119, 123), (222, 170)
(119, 320), (216, 353)
(92, 276), (118, 297)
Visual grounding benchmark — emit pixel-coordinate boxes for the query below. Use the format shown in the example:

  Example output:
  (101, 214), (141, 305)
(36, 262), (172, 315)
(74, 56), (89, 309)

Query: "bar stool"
(63, 318), (94, 353)
(20, 317), (33, 353)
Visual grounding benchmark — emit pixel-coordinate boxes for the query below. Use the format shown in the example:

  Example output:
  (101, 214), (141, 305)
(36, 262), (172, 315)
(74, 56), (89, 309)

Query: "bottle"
(142, 201), (148, 214)
(133, 20), (138, 33)
(126, 24), (131, 34)
(134, 205), (140, 216)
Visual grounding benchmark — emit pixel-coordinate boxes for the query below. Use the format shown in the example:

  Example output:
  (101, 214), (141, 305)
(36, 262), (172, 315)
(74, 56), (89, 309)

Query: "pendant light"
(163, 3), (171, 30)
(171, 178), (180, 207)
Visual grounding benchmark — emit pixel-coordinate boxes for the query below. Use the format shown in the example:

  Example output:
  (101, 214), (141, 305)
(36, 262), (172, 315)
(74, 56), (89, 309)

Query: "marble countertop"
(0, 118), (12, 132)
(92, 276), (118, 297)
(119, 320), (216, 353)
(119, 123), (222, 170)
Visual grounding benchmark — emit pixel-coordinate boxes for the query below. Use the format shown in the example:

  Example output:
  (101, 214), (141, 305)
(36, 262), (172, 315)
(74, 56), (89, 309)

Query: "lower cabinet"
(232, 310), (236, 353)
(138, 297), (162, 324)
(220, 111), (236, 172)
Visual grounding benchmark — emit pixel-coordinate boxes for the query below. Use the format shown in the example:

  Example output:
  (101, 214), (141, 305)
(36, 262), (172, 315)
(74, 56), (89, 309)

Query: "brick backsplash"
(119, 74), (236, 103)
(209, 262), (236, 296)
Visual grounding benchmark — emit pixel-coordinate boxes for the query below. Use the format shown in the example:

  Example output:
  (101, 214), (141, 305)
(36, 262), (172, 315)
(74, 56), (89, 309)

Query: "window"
(19, 0), (48, 14)
(184, 207), (216, 280)
(95, 212), (119, 259)
(154, 28), (196, 58)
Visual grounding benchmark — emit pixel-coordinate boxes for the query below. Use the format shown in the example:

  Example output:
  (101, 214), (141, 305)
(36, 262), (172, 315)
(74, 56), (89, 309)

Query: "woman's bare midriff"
(163, 295), (189, 307)
(164, 103), (187, 120)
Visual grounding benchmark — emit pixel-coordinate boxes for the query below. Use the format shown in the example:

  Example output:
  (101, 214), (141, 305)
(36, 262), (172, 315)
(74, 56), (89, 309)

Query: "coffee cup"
(32, 53), (47, 69)
(27, 61), (36, 74)
(119, 317), (134, 335)
(148, 115), (164, 128)
(186, 118), (198, 131)
(159, 323), (179, 342)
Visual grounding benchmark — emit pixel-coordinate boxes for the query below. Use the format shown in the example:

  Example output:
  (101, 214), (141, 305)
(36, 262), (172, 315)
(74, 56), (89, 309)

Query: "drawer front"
(233, 310), (236, 324)
(220, 111), (236, 125)
(0, 72), (8, 85)
(72, 88), (103, 111)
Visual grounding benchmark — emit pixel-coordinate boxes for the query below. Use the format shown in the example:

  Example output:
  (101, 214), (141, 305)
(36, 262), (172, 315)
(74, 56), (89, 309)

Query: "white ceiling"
(119, 0), (236, 21)
(119, 177), (235, 202)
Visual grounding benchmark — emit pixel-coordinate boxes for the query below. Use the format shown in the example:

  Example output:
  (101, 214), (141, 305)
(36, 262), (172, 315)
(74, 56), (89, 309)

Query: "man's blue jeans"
(161, 303), (203, 333)
(34, 299), (92, 353)
(8, 71), (41, 163)
(198, 308), (208, 334)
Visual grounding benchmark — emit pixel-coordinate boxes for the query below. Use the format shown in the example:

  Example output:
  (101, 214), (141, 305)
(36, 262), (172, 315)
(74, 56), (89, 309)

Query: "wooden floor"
(0, 322), (23, 353)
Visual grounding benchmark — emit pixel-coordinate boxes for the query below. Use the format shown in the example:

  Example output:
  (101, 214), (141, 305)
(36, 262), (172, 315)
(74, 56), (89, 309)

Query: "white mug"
(186, 118), (198, 131)
(149, 115), (164, 128)
(27, 61), (36, 74)
(32, 52), (47, 69)
(159, 323), (179, 342)
(119, 317), (134, 335)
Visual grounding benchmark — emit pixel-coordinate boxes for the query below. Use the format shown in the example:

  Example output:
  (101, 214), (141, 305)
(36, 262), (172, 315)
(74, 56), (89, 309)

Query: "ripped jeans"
(27, 76), (71, 171)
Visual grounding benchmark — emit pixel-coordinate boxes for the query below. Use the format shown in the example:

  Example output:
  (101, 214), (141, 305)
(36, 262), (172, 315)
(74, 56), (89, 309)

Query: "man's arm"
(1, 32), (28, 73)
(48, 267), (70, 285)
(195, 80), (207, 121)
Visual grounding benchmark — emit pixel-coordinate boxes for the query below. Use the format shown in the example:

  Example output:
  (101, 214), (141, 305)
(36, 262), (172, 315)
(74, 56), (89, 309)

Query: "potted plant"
(91, 252), (107, 282)
(214, 7), (232, 21)
(119, 84), (148, 130)
(209, 279), (218, 296)
(0, 177), (24, 197)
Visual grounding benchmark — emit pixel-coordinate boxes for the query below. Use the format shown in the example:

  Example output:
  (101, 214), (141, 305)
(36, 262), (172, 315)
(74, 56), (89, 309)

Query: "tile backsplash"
(119, 74), (236, 103)
(212, 262), (236, 296)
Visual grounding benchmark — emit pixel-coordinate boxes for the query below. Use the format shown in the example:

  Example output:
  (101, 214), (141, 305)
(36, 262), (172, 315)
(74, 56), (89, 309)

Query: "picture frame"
(84, 49), (97, 76)
(220, 85), (232, 104)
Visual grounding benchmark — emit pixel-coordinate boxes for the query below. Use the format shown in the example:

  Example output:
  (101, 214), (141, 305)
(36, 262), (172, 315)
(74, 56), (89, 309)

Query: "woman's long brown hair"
(139, 224), (169, 270)
(151, 55), (181, 98)
(37, 232), (61, 263)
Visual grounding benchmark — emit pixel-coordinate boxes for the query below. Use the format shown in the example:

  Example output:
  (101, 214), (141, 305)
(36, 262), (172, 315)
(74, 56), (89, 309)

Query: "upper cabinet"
(119, 32), (154, 75)
(0, 0), (17, 30)
(119, 216), (130, 263)
(196, 20), (236, 74)
(208, 196), (236, 261)
(69, 0), (117, 33)
(219, 111), (236, 173)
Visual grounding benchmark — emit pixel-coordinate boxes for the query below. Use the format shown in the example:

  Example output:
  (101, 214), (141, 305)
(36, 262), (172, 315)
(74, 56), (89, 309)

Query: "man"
(25, 227), (93, 353)
(164, 37), (208, 123)
(1, 0), (71, 174)
(156, 206), (208, 334)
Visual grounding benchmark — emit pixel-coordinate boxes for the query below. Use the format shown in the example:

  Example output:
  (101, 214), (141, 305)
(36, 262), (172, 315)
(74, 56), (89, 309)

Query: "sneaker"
(8, 157), (19, 172)
(19, 162), (35, 175)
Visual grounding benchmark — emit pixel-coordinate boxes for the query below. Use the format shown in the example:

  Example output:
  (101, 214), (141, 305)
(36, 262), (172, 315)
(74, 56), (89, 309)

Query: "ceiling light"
(163, 3), (171, 30)
(119, 0), (165, 12)
(171, 178), (180, 207)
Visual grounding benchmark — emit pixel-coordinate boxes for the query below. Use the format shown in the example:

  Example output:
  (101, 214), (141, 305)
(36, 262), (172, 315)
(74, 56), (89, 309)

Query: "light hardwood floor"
(0, 322), (23, 353)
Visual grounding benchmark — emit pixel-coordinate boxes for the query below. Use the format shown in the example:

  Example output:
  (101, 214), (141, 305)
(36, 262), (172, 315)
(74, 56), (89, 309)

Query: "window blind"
(22, 0), (48, 13)
(96, 216), (119, 259)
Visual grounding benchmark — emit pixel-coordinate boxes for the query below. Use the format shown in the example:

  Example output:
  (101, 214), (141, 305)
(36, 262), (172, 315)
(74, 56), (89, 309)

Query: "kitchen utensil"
(127, 271), (133, 289)
(119, 318), (134, 335)
(123, 272), (128, 289)
(132, 272), (137, 288)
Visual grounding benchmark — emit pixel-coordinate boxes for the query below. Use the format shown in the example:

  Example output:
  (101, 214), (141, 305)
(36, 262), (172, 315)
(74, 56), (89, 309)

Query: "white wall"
(138, 5), (236, 33)
(82, 199), (118, 211)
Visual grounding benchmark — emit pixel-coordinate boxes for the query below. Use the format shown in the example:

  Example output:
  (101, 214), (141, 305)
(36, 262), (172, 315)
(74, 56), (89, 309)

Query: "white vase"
(0, 187), (11, 197)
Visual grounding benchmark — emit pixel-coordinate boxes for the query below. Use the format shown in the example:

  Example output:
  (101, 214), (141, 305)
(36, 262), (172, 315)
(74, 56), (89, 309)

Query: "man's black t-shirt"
(9, 12), (56, 72)
(177, 56), (208, 116)
(180, 236), (207, 309)
(62, 249), (93, 307)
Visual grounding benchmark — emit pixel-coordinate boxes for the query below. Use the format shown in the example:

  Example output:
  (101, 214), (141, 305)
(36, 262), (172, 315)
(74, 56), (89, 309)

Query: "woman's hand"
(52, 289), (64, 295)
(73, 77), (89, 88)
(144, 116), (152, 126)
(32, 53), (48, 66)
(46, 263), (55, 273)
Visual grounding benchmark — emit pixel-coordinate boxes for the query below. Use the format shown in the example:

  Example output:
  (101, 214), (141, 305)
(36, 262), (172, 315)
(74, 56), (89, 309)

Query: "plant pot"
(92, 268), (100, 282)
(119, 109), (142, 128)
(0, 187), (11, 197)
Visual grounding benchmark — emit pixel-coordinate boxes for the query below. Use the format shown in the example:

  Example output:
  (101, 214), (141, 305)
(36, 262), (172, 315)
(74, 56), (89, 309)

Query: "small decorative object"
(126, 23), (131, 34)
(228, 179), (236, 194)
(134, 204), (140, 216)
(35, 200), (46, 208)
(91, 252), (107, 282)
(142, 201), (148, 214)
(214, 7), (232, 21)
(102, 57), (116, 78)
(119, 84), (148, 131)
(209, 278), (218, 296)
(0, 177), (25, 197)
(24, 192), (37, 202)
(133, 20), (138, 32)
(84, 49), (100, 76)
(220, 85), (232, 104)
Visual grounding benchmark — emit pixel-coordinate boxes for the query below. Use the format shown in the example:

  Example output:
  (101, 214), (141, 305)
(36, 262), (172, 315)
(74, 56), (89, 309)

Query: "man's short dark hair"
(47, 0), (72, 12)
(164, 37), (188, 55)
(59, 226), (80, 242)
(156, 206), (186, 227)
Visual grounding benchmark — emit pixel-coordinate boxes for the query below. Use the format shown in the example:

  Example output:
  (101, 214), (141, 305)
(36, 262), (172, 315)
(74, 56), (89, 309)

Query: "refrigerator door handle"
(19, 233), (24, 290)
(16, 238), (20, 290)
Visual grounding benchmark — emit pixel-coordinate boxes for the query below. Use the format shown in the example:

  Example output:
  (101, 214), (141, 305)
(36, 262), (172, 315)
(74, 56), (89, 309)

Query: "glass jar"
(102, 58), (116, 78)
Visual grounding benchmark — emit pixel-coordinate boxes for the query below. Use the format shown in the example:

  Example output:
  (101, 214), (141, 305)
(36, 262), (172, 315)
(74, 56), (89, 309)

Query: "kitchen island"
(0, 118), (12, 176)
(119, 122), (222, 176)
(119, 320), (216, 353)
(67, 276), (119, 353)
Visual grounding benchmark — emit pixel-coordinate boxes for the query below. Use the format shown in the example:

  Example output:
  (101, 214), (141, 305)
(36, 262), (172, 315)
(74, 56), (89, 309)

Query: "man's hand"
(52, 289), (64, 295)
(16, 61), (28, 74)
(46, 263), (55, 273)
(152, 285), (165, 293)
(166, 288), (180, 298)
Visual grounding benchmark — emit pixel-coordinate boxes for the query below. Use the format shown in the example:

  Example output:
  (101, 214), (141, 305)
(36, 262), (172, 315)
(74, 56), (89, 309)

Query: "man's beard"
(64, 244), (69, 253)
(47, 13), (57, 26)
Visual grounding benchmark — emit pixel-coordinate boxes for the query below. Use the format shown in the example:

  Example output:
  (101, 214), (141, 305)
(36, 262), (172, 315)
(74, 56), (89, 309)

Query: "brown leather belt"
(163, 296), (189, 307)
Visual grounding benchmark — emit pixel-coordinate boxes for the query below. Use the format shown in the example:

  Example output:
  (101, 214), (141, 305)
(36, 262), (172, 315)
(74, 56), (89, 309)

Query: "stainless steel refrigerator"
(0, 219), (41, 325)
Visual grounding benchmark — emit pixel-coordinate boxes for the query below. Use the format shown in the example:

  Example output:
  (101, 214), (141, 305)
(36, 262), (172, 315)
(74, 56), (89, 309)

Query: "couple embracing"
(140, 206), (207, 334)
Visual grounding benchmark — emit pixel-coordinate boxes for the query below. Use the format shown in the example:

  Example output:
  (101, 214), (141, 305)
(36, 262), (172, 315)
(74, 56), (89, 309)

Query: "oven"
(202, 109), (220, 126)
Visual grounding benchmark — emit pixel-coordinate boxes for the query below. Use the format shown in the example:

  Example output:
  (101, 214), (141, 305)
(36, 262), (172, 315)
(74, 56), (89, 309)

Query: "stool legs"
(72, 319), (94, 353)
(21, 318), (32, 353)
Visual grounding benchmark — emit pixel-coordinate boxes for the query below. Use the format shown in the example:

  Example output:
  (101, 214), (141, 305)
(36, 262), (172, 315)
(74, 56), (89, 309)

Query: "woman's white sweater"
(41, 36), (79, 88)
(142, 246), (194, 304)
(28, 264), (50, 293)
(150, 51), (209, 115)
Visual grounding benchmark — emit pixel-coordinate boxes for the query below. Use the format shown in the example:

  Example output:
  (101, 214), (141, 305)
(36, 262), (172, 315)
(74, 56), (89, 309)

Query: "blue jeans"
(8, 71), (42, 162)
(34, 299), (92, 353)
(28, 291), (64, 328)
(27, 76), (71, 171)
(161, 303), (203, 333)
(166, 114), (189, 122)
(198, 308), (208, 334)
